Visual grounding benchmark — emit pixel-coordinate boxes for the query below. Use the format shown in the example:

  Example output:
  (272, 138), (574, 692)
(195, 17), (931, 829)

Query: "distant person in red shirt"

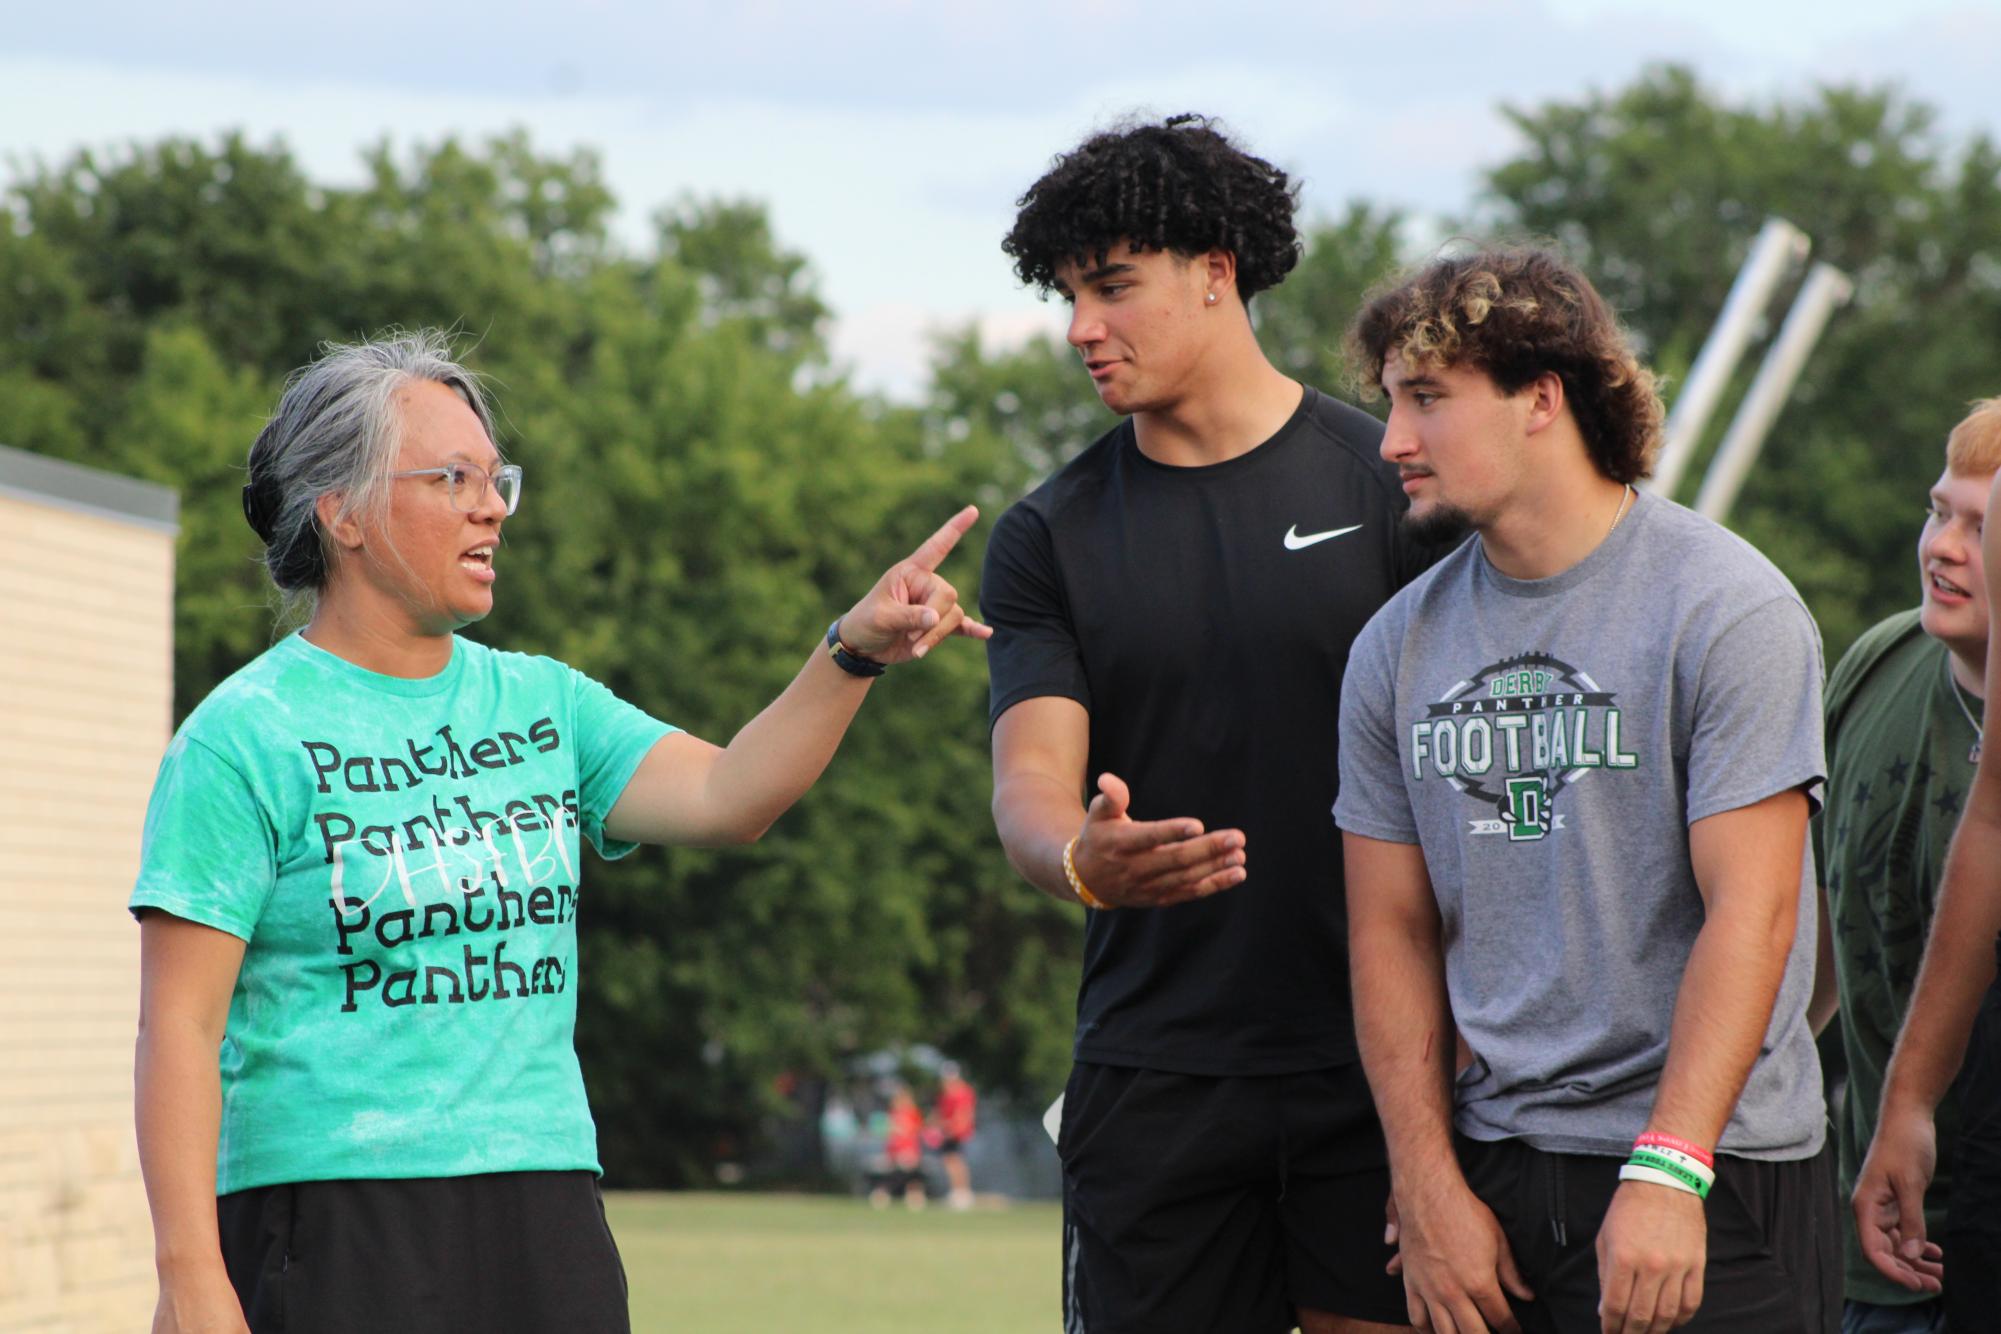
(935, 1062), (979, 1210)
(871, 1085), (929, 1211)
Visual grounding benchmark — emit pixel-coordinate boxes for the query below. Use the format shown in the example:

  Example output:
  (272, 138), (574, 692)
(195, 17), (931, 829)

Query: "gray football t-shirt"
(1335, 489), (1827, 1160)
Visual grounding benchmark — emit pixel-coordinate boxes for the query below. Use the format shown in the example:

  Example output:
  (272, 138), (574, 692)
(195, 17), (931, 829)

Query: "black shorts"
(1944, 947), (2001, 1330)
(1458, 1135), (1839, 1333)
(217, 1170), (629, 1334)
(1057, 1061), (1407, 1332)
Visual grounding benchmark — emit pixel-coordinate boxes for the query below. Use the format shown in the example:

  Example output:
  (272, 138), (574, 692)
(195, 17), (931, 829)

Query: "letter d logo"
(1504, 776), (1551, 842)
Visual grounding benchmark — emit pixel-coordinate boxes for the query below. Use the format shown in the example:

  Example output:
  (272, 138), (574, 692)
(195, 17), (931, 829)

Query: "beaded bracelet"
(1062, 835), (1112, 910)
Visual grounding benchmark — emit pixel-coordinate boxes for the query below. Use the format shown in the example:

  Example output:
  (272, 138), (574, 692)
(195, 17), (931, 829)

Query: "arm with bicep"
(135, 911), (252, 1334)
(1595, 789), (1808, 1332)
(990, 696), (1245, 909)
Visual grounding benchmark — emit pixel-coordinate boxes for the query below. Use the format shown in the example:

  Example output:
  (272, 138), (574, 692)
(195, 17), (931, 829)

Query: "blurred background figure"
(934, 1062), (979, 1210)
(868, 1085), (930, 1211)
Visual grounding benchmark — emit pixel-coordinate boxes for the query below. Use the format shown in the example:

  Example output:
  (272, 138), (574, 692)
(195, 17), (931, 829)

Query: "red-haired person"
(1813, 398), (2000, 1333)
(1856, 410), (2001, 1331)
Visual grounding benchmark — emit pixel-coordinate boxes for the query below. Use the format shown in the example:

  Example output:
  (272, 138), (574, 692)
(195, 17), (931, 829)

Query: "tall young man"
(982, 115), (1430, 1333)
(1811, 399), (2000, 1333)
(1856, 417), (2001, 1332)
(1335, 246), (1838, 1333)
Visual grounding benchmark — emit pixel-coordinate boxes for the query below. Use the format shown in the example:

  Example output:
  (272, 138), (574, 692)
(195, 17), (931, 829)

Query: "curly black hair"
(1002, 113), (1301, 303)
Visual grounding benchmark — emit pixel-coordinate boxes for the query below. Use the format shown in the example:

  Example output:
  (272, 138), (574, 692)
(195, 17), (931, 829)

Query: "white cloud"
(1, 0), (1993, 399)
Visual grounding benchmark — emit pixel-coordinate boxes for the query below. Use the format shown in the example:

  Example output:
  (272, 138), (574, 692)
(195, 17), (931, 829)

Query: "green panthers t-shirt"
(1817, 608), (1982, 1305)
(130, 632), (675, 1194)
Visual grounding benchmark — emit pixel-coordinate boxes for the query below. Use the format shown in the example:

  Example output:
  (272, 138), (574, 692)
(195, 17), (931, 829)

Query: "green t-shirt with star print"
(1817, 607), (1984, 1306)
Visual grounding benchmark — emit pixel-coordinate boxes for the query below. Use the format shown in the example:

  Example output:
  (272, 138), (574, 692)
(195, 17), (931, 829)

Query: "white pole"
(1692, 262), (1855, 524)
(1648, 218), (1810, 499)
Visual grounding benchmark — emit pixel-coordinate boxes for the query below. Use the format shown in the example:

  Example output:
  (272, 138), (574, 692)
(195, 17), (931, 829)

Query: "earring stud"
(1205, 292), (1217, 305)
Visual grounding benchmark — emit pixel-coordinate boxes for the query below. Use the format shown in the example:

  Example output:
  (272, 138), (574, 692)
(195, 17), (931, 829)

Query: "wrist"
(1634, 1129), (1714, 1167)
(825, 618), (886, 678)
(1063, 834), (1112, 910)
(1625, 1131), (1715, 1200)
(1391, 1151), (1475, 1215)
(1620, 1159), (1712, 1200)
(1615, 1175), (1709, 1210)
(1880, 1084), (1940, 1122)
(154, 1242), (228, 1281)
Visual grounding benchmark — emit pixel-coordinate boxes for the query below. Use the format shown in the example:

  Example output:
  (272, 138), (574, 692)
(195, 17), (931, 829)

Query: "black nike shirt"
(982, 386), (1437, 1075)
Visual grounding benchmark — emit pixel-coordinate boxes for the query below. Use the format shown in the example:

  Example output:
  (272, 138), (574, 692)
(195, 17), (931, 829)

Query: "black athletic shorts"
(216, 1170), (630, 1334)
(1457, 1134), (1839, 1333)
(1057, 1061), (1408, 1332)
(1944, 940), (2001, 1331)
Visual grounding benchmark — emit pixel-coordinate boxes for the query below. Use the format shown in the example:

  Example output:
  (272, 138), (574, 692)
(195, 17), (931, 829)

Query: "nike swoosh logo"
(1283, 523), (1362, 550)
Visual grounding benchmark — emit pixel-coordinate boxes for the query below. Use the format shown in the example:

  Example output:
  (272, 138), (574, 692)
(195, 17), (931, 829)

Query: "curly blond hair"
(1345, 246), (1663, 484)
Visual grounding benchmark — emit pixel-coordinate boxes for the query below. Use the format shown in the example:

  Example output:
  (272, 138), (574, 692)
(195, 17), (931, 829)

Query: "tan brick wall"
(0, 491), (174, 1331)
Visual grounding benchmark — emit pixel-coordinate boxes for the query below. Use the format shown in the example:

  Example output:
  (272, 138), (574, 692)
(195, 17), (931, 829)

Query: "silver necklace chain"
(1606, 485), (1633, 539)
(1944, 652), (1984, 766)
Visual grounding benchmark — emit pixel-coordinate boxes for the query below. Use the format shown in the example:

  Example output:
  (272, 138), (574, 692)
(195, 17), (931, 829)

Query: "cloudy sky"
(4, 0), (1995, 396)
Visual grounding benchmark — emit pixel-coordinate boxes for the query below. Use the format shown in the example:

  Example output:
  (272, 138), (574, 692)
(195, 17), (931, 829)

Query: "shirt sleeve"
(1807, 803), (1827, 886)
(1810, 618), (1899, 881)
(1333, 612), (1420, 844)
(128, 734), (278, 940)
(1809, 679), (1841, 879)
(1687, 597), (1828, 824)
(568, 669), (677, 860)
(981, 503), (1088, 726)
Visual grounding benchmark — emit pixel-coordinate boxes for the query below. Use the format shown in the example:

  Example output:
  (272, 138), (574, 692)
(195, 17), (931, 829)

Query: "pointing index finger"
(907, 505), (979, 573)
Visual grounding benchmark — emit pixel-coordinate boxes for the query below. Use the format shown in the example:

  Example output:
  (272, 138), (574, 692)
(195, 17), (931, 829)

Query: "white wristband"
(1618, 1161), (1704, 1197)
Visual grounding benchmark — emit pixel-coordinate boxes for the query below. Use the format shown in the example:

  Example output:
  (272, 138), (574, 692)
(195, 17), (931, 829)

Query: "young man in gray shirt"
(1334, 246), (1837, 1333)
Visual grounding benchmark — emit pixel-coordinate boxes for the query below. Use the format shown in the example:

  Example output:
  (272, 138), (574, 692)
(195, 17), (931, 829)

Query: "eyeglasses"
(390, 461), (523, 515)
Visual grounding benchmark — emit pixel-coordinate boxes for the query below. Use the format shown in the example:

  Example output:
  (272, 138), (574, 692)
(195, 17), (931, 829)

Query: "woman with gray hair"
(130, 330), (988, 1333)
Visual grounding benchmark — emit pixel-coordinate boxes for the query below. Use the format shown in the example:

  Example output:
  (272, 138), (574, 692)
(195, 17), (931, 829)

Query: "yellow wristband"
(1063, 835), (1112, 910)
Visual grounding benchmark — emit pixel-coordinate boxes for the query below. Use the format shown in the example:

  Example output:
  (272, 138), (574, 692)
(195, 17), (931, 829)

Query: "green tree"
(109, 325), (280, 714)
(923, 325), (1111, 493)
(0, 134), (338, 406)
(656, 198), (832, 367)
(0, 131), (628, 713)
(0, 132), (1059, 1186)
(1256, 201), (1409, 397)
(1482, 65), (2001, 658)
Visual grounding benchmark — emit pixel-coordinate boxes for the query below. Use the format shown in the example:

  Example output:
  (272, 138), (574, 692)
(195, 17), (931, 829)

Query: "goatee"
(1402, 504), (1475, 550)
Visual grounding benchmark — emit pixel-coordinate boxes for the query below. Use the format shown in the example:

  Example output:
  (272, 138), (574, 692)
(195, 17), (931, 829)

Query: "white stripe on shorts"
(1064, 1218), (1085, 1334)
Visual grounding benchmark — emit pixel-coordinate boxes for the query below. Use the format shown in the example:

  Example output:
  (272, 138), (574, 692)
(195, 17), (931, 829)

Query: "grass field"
(606, 1191), (1062, 1332)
